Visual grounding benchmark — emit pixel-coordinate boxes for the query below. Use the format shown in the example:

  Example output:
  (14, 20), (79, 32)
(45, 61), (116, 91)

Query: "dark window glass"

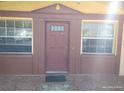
(89, 39), (97, 46)
(105, 47), (112, 53)
(83, 39), (89, 46)
(83, 39), (113, 53)
(0, 20), (5, 27)
(96, 46), (104, 53)
(6, 20), (14, 27)
(6, 37), (15, 44)
(15, 20), (23, 28)
(15, 38), (24, 45)
(15, 28), (32, 37)
(24, 21), (32, 28)
(0, 37), (6, 44)
(7, 28), (14, 36)
(15, 28), (24, 36)
(26, 29), (32, 37)
(83, 23), (114, 38)
(106, 40), (113, 47)
(0, 45), (31, 52)
(23, 38), (32, 45)
(0, 28), (6, 36)
(88, 47), (96, 52)
(83, 46), (88, 52)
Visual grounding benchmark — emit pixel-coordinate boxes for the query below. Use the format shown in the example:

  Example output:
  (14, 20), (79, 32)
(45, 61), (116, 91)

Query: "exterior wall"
(81, 55), (116, 74)
(80, 16), (123, 74)
(0, 10), (82, 74)
(69, 20), (81, 74)
(115, 20), (123, 74)
(120, 22), (124, 76)
(0, 12), (33, 74)
(0, 8), (123, 75)
(0, 55), (32, 74)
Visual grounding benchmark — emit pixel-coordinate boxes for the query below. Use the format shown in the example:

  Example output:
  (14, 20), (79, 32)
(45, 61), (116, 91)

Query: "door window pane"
(61, 26), (64, 31)
(54, 26), (57, 31)
(58, 26), (61, 31)
(51, 25), (64, 31)
(51, 25), (54, 31)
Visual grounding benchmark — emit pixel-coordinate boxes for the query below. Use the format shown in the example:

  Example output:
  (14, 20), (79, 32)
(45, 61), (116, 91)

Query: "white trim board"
(46, 71), (68, 74)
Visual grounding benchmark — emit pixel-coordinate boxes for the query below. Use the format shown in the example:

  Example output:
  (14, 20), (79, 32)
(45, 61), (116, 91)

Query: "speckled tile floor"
(0, 75), (124, 91)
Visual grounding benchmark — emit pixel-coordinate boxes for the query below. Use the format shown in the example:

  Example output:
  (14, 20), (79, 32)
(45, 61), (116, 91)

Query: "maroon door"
(46, 22), (69, 72)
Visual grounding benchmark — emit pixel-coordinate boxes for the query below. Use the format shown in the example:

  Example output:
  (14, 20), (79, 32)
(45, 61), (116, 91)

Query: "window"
(50, 25), (64, 31)
(0, 18), (32, 54)
(81, 20), (117, 54)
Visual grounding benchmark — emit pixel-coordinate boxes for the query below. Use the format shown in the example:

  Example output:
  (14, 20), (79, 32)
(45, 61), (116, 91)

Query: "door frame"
(45, 21), (70, 74)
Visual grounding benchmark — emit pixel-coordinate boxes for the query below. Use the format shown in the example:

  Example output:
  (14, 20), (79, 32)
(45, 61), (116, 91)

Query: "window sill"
(0, 52), (32, 55)
(0, 53), (33, 58)
(81, 53), (115, 56)
(81, 51), (116, 55)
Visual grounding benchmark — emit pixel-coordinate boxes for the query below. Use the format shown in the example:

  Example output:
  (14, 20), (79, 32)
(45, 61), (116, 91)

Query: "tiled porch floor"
(0, 75), (124, 91)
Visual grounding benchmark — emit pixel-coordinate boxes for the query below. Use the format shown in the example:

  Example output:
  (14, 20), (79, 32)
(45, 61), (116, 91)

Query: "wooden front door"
(46, 22), (69, 73)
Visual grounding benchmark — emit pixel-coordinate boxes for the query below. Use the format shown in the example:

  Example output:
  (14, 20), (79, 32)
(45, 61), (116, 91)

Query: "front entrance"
(46, 21), (69, 73)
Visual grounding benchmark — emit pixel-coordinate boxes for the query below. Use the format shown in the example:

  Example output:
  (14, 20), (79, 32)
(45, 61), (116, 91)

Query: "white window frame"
(0, 17), (33, 54)
(81, 20), (118, 55)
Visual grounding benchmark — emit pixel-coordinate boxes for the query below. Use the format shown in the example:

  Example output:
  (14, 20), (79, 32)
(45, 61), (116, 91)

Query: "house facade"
(0, 4), (123, 75)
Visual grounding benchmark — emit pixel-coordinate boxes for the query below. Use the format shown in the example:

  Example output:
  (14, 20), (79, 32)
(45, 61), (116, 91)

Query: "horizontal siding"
(0, 55), (33, 74)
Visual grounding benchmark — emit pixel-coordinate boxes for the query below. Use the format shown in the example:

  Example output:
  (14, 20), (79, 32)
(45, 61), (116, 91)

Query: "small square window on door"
(50, 25), (64, 31)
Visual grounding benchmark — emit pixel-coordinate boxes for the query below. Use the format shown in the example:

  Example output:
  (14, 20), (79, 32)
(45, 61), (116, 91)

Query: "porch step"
(45, 74), (66, 82)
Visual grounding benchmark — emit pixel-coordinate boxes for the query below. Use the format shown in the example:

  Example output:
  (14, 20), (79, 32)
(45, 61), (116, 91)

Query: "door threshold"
(46, 71), (68, 74)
